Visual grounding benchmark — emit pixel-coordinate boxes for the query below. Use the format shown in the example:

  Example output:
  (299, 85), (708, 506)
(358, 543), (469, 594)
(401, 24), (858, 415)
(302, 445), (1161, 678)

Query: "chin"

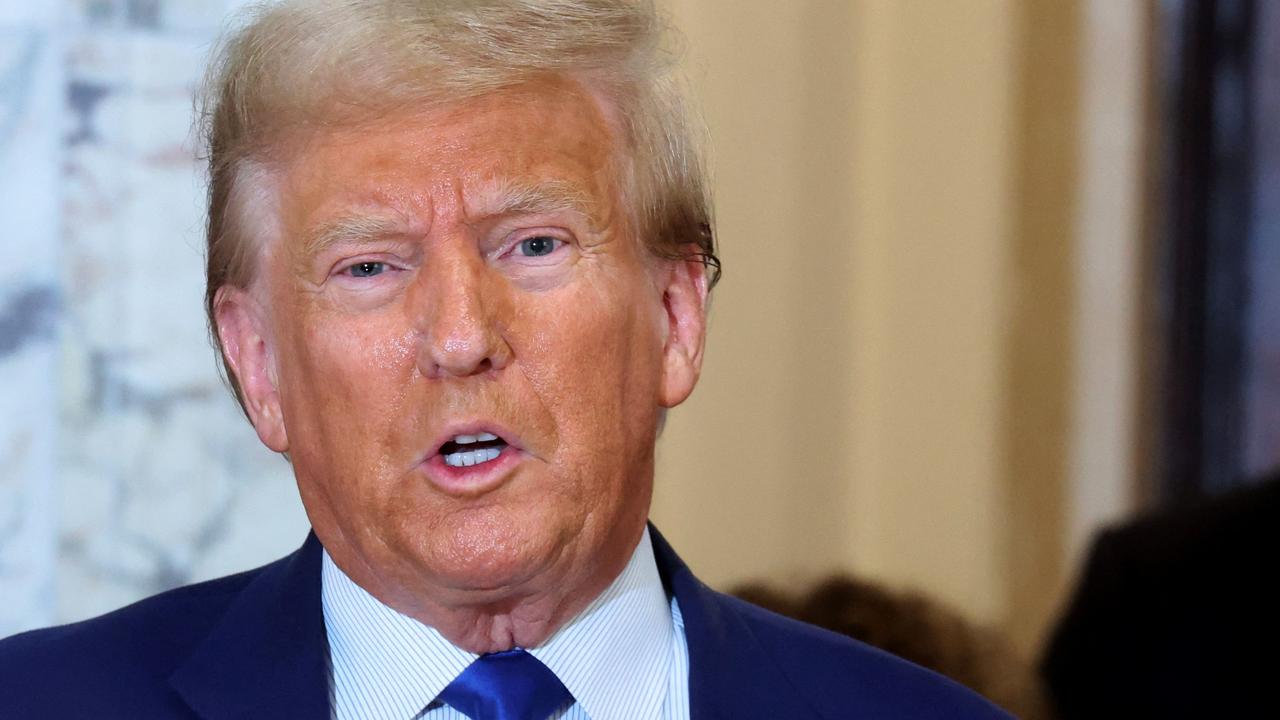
(434, 552), (546, 595)
(412, 512), (571, 594)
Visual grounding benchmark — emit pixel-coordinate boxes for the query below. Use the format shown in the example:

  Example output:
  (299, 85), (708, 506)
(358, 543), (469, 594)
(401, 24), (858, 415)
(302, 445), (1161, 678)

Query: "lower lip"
(422, 444), (523, 496)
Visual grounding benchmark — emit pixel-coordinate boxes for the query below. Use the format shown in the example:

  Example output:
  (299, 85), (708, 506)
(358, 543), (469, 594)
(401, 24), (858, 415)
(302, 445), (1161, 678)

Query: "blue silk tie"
(437, 648), (573, 720)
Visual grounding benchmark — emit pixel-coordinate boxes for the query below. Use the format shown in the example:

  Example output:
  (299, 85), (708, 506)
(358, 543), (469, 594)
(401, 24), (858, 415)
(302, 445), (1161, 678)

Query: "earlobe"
(214, 286), (289, 453)
(658, 256), (709, 409)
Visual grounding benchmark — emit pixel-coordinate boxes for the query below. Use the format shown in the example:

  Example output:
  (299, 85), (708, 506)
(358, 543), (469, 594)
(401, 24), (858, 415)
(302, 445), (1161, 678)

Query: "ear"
(214, 286), (289, 453)
(657, 255), (709, 408)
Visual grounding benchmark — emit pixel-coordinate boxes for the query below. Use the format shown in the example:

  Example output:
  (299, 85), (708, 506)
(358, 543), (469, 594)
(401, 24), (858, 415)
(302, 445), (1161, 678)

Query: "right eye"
(517, 236), (562, 257)
(346, 262), (386, 278)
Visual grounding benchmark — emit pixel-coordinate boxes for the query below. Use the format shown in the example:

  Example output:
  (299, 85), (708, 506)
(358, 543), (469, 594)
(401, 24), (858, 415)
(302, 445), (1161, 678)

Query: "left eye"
(346, 262), (386, 278)
(517, 237), (561, 257)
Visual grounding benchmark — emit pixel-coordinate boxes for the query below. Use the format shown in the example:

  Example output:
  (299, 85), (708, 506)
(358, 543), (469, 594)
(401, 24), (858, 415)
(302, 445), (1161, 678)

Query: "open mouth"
(438, 432), (510, 468)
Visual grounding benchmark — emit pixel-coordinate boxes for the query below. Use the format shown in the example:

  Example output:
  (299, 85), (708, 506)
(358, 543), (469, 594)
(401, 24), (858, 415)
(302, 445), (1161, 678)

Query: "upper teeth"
(452, 432), (498, 445)
(442, 432), (503, 468)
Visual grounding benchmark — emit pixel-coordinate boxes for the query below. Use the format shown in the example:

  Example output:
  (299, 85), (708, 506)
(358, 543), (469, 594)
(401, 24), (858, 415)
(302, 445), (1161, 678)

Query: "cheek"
(279, 309), (418, 463)
(295, 305), (414, 388)
(371, 326), (417, 371)
(515, 277), (665, 467)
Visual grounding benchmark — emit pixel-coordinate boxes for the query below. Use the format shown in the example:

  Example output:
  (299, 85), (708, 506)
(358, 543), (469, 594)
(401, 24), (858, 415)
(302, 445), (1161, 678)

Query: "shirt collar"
(528, 528), (674, 720)
(322, 527), (674, 720)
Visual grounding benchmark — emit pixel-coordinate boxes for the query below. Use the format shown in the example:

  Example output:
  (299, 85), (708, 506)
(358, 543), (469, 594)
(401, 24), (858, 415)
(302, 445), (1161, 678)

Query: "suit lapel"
(169, 533), (331, 720)
(167, 526), (819, 719)
(649, 526), (822, 720)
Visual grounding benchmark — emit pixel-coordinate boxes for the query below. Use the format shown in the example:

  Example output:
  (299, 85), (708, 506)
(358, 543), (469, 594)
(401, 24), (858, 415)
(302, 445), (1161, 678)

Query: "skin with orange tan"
(214, 77), (708, 653)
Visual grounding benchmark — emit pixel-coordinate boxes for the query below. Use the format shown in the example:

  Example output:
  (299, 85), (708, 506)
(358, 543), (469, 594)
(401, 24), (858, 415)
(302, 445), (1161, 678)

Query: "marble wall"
(0, 0), (310, 638)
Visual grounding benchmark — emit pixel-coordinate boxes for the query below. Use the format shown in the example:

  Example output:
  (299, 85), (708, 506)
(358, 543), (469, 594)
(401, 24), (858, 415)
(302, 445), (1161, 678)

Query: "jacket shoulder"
(724, 593), (1012, 719)
(0, 560), (278, 716)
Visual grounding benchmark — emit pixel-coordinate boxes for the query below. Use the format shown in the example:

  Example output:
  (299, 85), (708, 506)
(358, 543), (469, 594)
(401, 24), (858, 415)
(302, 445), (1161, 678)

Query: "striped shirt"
(322, 528), (690, 720)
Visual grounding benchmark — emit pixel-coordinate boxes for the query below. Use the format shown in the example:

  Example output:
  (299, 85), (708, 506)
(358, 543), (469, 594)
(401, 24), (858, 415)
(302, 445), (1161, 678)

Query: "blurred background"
(1, 0), (1277, 710)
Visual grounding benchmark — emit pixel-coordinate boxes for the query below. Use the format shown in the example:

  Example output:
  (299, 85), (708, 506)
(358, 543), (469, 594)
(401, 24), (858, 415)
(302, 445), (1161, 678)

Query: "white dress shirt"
(322, 528), (690, 720)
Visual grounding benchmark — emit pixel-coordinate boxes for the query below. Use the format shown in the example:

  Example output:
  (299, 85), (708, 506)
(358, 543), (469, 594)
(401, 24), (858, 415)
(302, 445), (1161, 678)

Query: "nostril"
(420, 329), (508, 378)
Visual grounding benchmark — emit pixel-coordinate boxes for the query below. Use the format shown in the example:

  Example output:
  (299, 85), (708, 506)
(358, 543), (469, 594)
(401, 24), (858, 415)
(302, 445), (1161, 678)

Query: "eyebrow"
(301, 212), (415, 259)
(480, 178), (603, 228)
(301, 179), (606, 258)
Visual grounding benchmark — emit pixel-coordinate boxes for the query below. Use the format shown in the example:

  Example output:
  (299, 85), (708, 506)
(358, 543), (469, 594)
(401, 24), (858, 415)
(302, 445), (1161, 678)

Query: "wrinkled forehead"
(267, 77), (632, 239)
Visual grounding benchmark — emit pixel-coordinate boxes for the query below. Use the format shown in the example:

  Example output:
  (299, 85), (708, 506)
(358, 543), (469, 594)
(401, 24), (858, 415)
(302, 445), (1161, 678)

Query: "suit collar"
(169, 533), (331, 720)
(320, 527), (675, 720)
(167, 527), (816, 720)
(649, 525), (823, 720)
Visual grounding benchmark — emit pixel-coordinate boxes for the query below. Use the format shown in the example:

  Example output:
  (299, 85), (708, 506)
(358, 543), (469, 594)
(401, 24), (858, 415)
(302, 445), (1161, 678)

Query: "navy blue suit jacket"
(0, 528), (1008, 718)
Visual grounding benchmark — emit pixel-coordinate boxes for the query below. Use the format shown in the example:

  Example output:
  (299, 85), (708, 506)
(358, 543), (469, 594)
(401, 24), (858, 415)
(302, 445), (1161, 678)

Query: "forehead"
(275, 77), (625, 231)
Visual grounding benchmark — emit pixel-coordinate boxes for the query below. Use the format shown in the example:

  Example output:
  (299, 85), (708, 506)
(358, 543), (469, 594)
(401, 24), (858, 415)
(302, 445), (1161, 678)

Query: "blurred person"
(1041, 472), (1280, 718)
(737, 576), (1051, 719)
(0, 1), (1008, 718)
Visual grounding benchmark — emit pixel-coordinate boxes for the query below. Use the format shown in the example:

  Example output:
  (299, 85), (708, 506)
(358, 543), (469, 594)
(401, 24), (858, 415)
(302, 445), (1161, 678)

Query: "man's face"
(216, 78), (706, 636)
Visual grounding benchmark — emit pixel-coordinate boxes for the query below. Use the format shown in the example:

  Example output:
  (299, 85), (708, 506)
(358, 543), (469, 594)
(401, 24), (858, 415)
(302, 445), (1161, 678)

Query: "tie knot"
(437, 648), (573, 720)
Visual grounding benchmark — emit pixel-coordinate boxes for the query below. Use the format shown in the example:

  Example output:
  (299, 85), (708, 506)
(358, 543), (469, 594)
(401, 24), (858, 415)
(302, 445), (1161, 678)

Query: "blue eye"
(347, 262), (385, 278)
(518, 237), (560, 257)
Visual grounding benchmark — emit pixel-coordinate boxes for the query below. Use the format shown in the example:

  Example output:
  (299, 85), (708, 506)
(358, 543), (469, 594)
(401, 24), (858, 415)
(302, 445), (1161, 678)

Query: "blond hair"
(200, 0), (718, 411)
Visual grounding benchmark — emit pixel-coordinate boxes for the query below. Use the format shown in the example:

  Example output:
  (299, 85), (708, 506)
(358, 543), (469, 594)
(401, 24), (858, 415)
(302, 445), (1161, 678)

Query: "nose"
(411, 249), (511, 379)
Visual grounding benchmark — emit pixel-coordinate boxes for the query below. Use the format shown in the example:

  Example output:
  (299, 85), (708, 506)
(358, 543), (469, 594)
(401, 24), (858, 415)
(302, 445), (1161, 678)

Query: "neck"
(418, 586), (603, 653)
(330, 527), (643, 654)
